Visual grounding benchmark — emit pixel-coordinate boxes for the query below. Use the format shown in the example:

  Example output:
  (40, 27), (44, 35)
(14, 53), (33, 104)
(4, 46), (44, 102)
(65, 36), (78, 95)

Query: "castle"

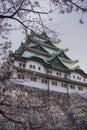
(10, 30), (87, 93)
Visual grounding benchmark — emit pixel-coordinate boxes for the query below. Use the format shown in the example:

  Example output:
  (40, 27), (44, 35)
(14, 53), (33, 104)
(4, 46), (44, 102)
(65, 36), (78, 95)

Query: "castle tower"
(10, 30), (87, 93)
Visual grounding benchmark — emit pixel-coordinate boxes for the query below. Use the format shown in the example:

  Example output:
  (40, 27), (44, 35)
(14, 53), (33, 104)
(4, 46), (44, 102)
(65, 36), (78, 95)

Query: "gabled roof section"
(30, 30), (60, 45)
(15, 42), (24, 55)
(70, 66), (87, 77)
(30, 30), (49, 40)
(43, 40), (56, 47)
(62, 48), (69, 52)
(30, 44), (49, 54)
(25, 34), (31, 45)
(58, 51), (71, 60)
(71, 65), (81, 70)
(24, 30), (61, 50)
(46, 54), (68, 69)
(14, 43), (51, 57)
(13, 30), (80, 71)
(58, 51), (78, 64)
(40, 32), (49, 38)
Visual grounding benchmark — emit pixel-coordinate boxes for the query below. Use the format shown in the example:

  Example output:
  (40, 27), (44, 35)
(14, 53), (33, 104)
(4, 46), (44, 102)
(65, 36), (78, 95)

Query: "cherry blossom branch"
(0, 110), (22, 124)
(20, 8), (49, 14)
(67, 0), (87, 12)
(11, 0), (25, 17)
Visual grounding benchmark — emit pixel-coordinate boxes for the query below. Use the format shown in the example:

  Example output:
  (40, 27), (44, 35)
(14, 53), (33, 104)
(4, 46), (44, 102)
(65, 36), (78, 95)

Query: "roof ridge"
(30, 43), (50, 54)
(46, 53), (68, 69)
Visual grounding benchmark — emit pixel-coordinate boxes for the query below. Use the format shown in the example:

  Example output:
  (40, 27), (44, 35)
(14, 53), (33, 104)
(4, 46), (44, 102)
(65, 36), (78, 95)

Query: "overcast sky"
(53, 12), (87, 73)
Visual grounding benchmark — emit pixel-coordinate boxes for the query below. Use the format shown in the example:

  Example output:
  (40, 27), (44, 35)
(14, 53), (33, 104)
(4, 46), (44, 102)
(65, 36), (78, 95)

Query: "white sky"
(51, 12), (87, 73)
(10, 1), (87, 73)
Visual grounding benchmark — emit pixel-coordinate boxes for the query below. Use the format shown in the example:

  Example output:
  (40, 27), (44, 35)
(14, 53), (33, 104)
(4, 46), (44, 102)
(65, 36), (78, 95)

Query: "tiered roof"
(29, 44), (49, 54)
(46, 54), (68, 69)
(11, 30), (86, 75)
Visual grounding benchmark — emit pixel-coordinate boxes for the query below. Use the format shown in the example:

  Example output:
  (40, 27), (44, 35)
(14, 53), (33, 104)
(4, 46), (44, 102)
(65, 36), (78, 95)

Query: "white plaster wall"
(26, 60), (46, 73)
(83, 86), (87, 92)
(15, 76), (87, 93)
(84, 78), (87, 83)
(68, 84), (77, 93)
(47, 69), (69, 79)
(68, 84), (87, 93)
(17, 78), (68, 93)
(14, 60), (46, 74)
(49, 80), (68, 93)
(13, 61), (20, 67)
(12, 62), (87, 93)
(70, 72), (84, 82)
(13, 61), (26, 68)
(47, 69), (56, 76)
(14, 60), (70, 79)
(18, 78), (48, 90)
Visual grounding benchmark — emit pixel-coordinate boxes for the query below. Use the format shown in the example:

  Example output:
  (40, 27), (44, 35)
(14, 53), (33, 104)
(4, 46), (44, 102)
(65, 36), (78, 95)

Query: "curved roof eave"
(14, 55), (51, 67)
(69, 66), (87, 77)
(30, 43), (50, 54)
(46, 55), (69, 70)
(59, 57), (78, 64)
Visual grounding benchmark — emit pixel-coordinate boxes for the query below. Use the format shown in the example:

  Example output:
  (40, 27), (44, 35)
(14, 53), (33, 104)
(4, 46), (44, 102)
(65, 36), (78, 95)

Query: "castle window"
(38, 67), (41, 70)
(64, 74), (67, 79)
(61, 83), (67, 88)
(52, 81), (54, 85)
(42, 79), (44, 83)
(33, 65), (35, 69)
(56, 72), (58, 76)
(78, 87), (83, 91)
(23, 64), (25, 68)
(47, 70), (52, 74)
(31, 78), (33, 81)
(50, 71), (52, 74)
(61, 83), (63, 87)
(2, 88), (5, 93)
(18, 74), (21, 79)
(30, 65), (32, 68)
(21, 75), (24, 79)
(19, 63), (25, 68)
(52, 81), (57, 86)
(34, 78), (36, 81)
(77, 76), (81, 80)
(31, 78), (36, 82)
(42, 79), (47, 84)
(64, 84), (67, 88)
(18, 74), (24, 79)
(19, 63), (22, 67)
(70, 85), (75, 89)
(73, 75), (75, 79)
(45, 79), (47, 84)
(59, 73), (61, 76)
(56, 72), (61, 76)
(55, 82), (57, 86)
(47, 70), (49, 73)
